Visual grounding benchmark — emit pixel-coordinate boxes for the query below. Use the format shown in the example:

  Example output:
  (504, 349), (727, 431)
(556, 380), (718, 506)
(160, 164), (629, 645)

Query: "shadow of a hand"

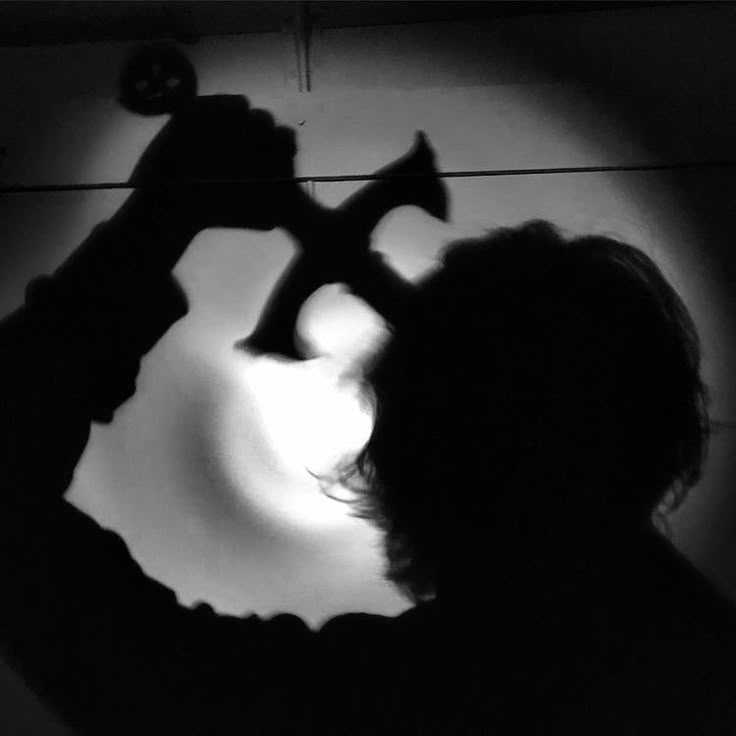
(130, 95), (297, 232)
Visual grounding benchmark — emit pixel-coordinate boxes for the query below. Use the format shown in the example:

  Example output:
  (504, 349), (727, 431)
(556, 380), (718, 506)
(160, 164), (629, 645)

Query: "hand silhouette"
(130, 94), (297, 232)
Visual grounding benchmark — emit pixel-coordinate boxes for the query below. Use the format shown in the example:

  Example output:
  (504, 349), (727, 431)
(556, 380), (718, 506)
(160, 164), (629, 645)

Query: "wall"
(0, 4), (735, 733)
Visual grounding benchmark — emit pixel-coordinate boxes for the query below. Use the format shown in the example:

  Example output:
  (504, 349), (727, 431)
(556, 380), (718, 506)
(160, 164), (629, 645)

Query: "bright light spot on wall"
(252, 356), (373, 478)
(214, 351), (375, 531)
(297, 283), (388, 366)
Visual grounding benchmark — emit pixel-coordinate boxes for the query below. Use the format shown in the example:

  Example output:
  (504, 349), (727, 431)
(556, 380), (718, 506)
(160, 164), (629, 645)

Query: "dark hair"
(336, 221), (710, 602)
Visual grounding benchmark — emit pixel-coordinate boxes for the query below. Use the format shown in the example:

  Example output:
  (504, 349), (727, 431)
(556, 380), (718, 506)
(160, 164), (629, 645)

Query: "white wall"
(0, 4), (735, 733)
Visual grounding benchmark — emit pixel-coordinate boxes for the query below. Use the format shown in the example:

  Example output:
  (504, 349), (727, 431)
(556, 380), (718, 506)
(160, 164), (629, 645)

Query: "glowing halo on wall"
(3, 12), (736, 735)
(12, 8), (732, 615)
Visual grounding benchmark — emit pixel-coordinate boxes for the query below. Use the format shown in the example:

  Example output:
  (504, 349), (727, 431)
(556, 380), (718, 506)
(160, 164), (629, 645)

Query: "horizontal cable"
(1, 159), (735, 194)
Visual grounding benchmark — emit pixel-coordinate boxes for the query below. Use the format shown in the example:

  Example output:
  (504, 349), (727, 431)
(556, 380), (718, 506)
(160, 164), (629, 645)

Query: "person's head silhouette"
(340, 220), (710, 602)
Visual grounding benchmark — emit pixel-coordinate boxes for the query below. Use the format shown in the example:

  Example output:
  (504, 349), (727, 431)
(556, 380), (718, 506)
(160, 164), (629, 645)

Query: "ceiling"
(0, 1), (691, 47)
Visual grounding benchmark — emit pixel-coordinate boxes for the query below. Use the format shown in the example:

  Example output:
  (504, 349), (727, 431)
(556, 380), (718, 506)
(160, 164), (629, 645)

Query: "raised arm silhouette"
(0, 95), (734, 736)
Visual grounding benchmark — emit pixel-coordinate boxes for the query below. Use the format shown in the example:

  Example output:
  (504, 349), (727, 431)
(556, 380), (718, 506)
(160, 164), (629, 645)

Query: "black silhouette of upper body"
(0, 96), (735, 735)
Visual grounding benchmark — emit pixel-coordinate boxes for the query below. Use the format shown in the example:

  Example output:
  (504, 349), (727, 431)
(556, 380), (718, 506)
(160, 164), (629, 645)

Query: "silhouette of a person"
(0, 96), (735, 735)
